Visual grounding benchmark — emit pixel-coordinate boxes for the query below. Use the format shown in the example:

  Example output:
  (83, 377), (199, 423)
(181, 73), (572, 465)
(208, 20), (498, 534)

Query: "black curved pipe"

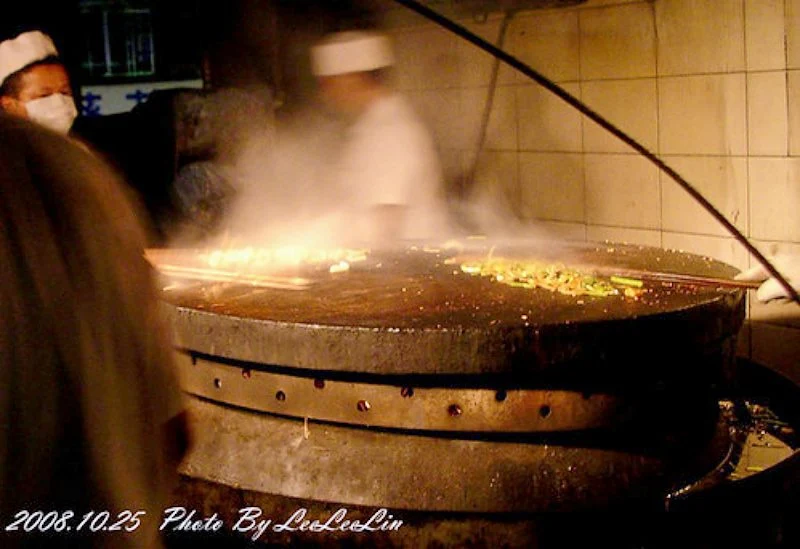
(391, 0), (800, 304)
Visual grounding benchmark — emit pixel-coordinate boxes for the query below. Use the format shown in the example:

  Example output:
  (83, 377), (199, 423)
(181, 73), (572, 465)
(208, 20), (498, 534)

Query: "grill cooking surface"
(157, 242), (741, 329)
(156, 241), (746, 374)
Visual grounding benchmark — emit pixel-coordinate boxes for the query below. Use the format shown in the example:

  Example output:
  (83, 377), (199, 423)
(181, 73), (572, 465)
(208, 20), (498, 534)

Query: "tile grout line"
(743, 0), (754, 331)
(651, 0), (663, 250)
(577, 8), (588, 243)
(783, 0), (791, 158)
(509, 15), (524, 224)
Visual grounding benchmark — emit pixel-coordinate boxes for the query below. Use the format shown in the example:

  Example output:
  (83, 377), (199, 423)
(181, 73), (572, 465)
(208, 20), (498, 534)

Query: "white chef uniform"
(334, 91), (447, 241)
(312, 31), (449, 243)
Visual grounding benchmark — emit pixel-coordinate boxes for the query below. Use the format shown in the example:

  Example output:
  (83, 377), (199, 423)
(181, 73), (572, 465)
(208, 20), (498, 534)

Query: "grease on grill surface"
(154, 242), (743, 330)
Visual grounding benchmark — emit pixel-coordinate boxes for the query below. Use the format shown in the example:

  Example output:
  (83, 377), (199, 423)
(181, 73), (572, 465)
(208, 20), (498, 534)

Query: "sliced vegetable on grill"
(457, 257), (651, 298)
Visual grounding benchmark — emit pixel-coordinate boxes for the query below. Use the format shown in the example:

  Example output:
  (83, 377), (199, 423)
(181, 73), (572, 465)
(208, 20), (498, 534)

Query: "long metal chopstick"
(597, 268), (762, 290)
(154, 264), (312, 290)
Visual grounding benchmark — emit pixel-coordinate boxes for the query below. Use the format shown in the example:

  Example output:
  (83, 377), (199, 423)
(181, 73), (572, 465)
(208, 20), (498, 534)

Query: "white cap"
(0, 31), (58, 87)
(311, 31), (394, 77)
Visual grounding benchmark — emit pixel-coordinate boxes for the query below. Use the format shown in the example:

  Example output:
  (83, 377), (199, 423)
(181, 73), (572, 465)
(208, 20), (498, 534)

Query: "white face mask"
(25, 93), (78, 134)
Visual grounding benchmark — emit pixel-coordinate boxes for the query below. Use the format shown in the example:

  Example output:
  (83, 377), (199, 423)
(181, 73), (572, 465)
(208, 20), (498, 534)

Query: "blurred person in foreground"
(310, 30), (450, 244)
(0, 30), (77, 134)
(0, 114), (188, 548)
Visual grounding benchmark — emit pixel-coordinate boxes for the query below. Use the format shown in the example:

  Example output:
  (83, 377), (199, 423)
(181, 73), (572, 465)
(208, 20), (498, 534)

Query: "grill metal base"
(179, 396), (730, 514)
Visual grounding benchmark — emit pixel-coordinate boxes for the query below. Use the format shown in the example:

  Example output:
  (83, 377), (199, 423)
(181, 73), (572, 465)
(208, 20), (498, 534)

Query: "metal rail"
(178, 352), (626, 433)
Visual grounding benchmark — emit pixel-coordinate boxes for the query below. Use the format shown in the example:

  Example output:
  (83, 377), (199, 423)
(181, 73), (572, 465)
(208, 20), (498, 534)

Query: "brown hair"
(0, 114), (182, 535)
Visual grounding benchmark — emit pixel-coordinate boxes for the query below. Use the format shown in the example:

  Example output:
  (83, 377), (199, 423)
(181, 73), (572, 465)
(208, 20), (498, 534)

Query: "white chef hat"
(311, 31), (394, 77)
(0, 31), (59, 87)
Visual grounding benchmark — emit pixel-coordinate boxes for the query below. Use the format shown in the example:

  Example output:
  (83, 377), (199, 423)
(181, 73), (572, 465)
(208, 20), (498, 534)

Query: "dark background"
(2, 0), (388, 244)
(2, 0), (386, 102)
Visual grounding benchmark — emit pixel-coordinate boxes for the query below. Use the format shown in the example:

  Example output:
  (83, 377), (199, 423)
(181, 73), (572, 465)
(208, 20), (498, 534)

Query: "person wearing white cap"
(311, 30), (449, 242)
(0, 30), (77, 134)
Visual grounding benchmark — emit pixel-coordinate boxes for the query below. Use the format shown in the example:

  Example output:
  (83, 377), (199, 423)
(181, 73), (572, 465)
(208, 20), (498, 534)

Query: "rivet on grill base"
(276, 391), (286, 402)
(213, 378), (222, 389)
(314, 379), (325, 389)
(357, 400), (371, 412)
(241, 369), (251, 379)
(401, 387), (414, 398)
(539, 405), (551, 418)
(495, 390), (507, 402)
(448, 404), (463, 417)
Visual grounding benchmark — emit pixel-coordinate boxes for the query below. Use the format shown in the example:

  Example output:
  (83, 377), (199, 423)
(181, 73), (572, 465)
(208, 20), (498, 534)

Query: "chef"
(0, 30), (77, 135)
(310, 30), (450, 243)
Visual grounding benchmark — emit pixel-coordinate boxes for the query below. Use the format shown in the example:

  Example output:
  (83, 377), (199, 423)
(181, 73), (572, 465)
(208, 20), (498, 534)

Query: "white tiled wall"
(789, 70), (800, 155)
(747, 71), (788, 156)
(508, 10), (580, 83)
(579, 3), (656, 80)
(470, 151), (521, 217)
(584, 154), (660, 228)
(586, 225), (661, 247)
(748, 158), (800, 241)
(660, 156), (748, 237)
(658, 74), (748, 156)
(517, 83), (583, 152)
(788, 0), (800, 69)
(745, 0), (786, 71)
(457, 20), (508, 87)
(380, 0), (800, 377)
(518, 152), (584, 222)
(533, 220), (587, 241)
(581, 79), (658, 154)
(654, 0), (745, 76)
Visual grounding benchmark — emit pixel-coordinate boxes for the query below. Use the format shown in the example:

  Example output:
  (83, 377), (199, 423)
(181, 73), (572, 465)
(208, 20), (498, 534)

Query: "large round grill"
(157, 241), (745, 517)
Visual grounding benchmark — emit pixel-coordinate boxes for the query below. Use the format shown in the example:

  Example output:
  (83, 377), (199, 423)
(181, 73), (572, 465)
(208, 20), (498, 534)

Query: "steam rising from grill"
(169, 95), (557, 252)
